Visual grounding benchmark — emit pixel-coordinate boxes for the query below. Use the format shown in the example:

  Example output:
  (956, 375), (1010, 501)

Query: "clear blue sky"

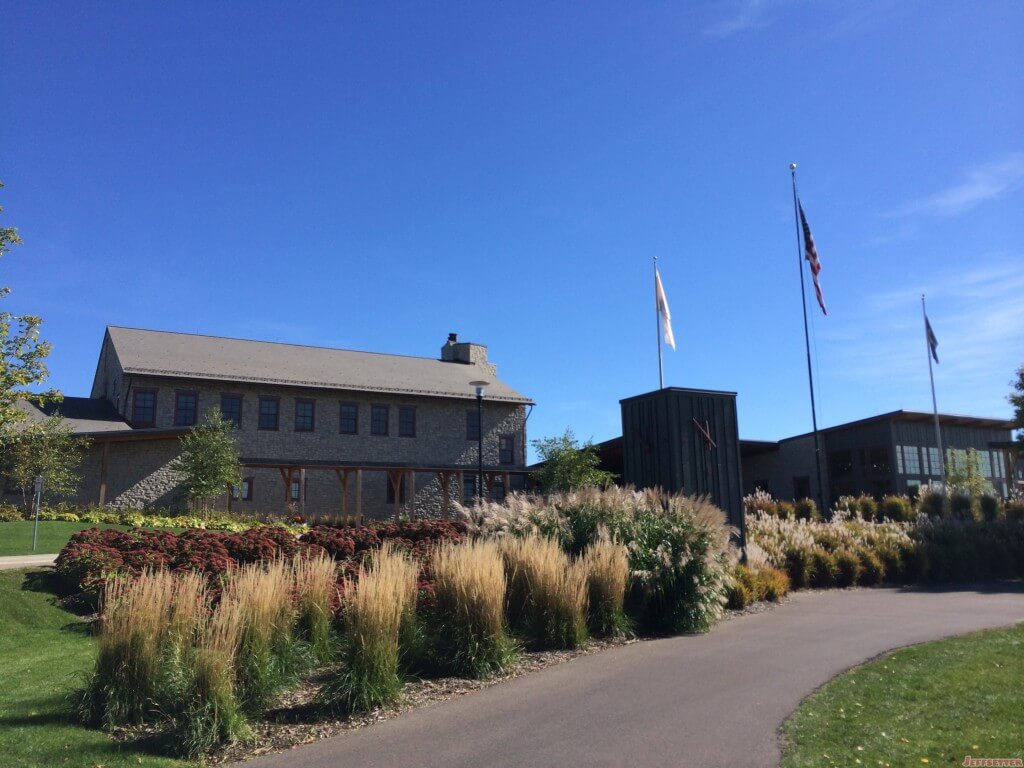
(2, 1), (1022, 460)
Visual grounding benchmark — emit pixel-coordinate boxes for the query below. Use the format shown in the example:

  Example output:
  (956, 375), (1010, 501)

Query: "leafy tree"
(945, 448), (993, 497)
(0, 415), (89, 506)
(1, 180), (58, 440)
(531, 429), (616, 493)
(174, 410), (242, 510)
(1010, 363), (1024, 448)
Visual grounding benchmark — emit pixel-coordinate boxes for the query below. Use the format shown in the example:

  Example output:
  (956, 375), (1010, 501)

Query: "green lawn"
(0, 568), (193, 768)
(0, 521), (173, 556)
(782, 623), (1024, 767)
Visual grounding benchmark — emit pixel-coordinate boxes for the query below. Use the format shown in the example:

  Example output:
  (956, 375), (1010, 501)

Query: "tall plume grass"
(292, 552), (338, 663)
(501, 536), (588, 649)
(580, 540), (631, 637)
(79, 569), (175, 725)
(175, 596), (249, 756)
(225, 559), (298, 713)
(164, 570), (209, 669)
(320, 543), (418, 713)
(431, 539), (515, 677)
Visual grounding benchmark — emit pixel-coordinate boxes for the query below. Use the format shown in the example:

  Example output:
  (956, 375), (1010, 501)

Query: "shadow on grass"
(20, 568), (98, 619)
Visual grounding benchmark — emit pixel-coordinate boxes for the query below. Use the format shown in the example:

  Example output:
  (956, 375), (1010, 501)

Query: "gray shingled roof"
(105, 327), (533, 404)
(17, 397), (132, 434)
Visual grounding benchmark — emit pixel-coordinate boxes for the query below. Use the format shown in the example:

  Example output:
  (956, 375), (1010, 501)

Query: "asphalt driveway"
(238, 585), (1024, 768)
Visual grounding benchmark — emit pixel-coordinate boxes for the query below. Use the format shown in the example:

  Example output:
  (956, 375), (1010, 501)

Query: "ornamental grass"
(430, 539), (515, 678)
(320, 543), (418, 713)
(79, 569), (176, 726)
(501, 535), (589, 649)
(225, 559), (299, 713)
(291, 551), (338, 663)
(175, 595), (249, 756)
(580, 540), (631, 637)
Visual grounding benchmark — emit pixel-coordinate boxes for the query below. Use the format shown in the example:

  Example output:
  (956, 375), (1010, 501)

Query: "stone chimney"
(441, 333), (496, 374)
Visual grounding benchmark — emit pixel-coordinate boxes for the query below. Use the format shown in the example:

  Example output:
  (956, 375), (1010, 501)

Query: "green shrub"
(897, 540), (928, 582)
(834, 549), (862, 587)
(879, 495), (914, 522)
(756, 566), (791, 601)
(856, 495), (878, 522)
(784, 546), (814, 589)
(808, 549), (838, 588)
(950, 494), (976, 521)
(793, 498), (819, 521)
(1006, 500), (1024, 523)
(856, 547), (885, 586)
(978, 495), (1001, 522)
(918, 491), (946, 518)
(775, 501), (795, 520)
(0, 504), (25, 522)
(875, 545), (904, 583)
(727, 565), (755, 610)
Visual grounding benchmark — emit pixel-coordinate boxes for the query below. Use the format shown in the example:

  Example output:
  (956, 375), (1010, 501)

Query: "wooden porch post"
(335, 468), (350, 524)
(407, 469), (416, 520)
(355, 468), (363, 525)
(98, 441), (109, 506)
(438, 471), (450, 519)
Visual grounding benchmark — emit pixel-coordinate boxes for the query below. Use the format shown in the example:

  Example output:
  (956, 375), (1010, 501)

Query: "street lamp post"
(470, 380), (489, 503)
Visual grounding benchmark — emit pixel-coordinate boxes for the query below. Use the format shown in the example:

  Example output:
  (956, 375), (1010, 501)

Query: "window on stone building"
(174, 391), (198, 427)
(466, 410), (480, 440)
(499, 435), (515, 464)
(290, 477), (302, 501)
(371, 405), (389, 436)
(220, 394), (242, 427)
(492, 476), (506, 502)
(295, 400), (315, 432)
(463, 476), (477, 501)
(386, 474), (407, 504)
(232, 477), (253, 501)
(398, 406), (416, 437)
(258, 397), (280, 430)
(132, 389), (157, 427)
(339, 402), (358, 434)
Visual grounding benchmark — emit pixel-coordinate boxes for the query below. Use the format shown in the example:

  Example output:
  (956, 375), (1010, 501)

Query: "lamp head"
(469, 380), (490, 398)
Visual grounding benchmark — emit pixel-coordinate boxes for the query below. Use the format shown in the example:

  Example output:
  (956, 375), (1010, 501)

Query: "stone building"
(6, 327), (533, 519)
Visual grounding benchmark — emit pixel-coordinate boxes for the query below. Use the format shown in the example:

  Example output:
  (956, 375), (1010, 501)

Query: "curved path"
(240, 585), (1024, 768)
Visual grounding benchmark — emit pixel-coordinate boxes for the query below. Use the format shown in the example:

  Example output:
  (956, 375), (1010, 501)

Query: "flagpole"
(654, 256), (664, 389)
(790, 164), (827, 515)
(922, 294), (946, 491)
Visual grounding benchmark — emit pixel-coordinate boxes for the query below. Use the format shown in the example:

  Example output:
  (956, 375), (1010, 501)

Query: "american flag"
(925, 315), (939, 363)
(798, 200), (827, 315)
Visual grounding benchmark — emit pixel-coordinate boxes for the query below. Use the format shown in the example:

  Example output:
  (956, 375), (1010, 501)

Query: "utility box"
(620, 387), (745, 540)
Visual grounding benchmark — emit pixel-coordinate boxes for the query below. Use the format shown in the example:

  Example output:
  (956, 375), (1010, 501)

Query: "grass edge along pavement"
(780, 622), (1024, 768)
(0, 567), (193, 768)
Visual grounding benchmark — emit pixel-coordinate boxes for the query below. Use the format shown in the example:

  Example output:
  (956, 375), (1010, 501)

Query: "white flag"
(655, 268), (676, 350)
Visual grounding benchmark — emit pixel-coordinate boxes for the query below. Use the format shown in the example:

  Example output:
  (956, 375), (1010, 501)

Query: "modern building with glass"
(740, 410), (1017, 505)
